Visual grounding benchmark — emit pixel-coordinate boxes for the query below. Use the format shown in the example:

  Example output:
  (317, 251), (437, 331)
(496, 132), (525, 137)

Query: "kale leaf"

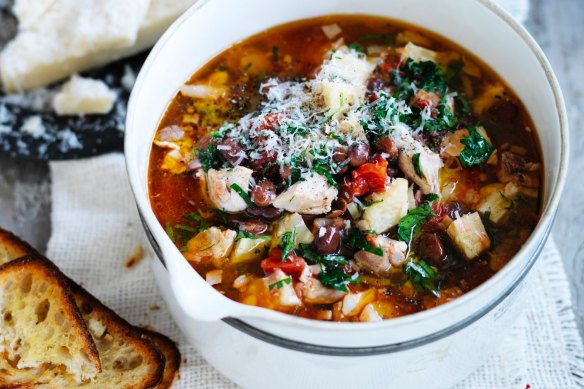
(459, 127), (495, 167)
(404, 259), (441, 297)
(397, 203), (436, 242)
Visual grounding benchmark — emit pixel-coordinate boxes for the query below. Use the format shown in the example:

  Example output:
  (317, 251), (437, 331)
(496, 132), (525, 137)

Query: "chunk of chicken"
(354, 235), (408, 277)
(341, 289), (376, 317)
(299, 278), (346, 304)
(184, 227), (236, 264)
(398, 139), (443, 195)
(207, 166), (253, 213)
(361, 178), (409, 233)
(271, 212), (315, 248)
(263, 269), (301, 307)
(446, 212), (490, 260)
(272, 174), (338, 215)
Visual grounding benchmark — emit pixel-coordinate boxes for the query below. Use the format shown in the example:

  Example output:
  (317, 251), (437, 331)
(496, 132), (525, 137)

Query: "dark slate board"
(0, 0), (149, 160)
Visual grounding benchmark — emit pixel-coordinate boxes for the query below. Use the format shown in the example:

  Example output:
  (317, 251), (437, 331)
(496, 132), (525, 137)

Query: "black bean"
(251, 180), (276, 207)
(236, 220), (268, 235)
(246, 205), (284, 221)
(314, 225), (341, 255)
(216, 138), (244, 165)
(418, 232), (446, 265)
(348, 141), (370, 167)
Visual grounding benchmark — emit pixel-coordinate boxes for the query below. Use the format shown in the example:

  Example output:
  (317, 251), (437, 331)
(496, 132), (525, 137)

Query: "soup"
(148, 15), (542, 322)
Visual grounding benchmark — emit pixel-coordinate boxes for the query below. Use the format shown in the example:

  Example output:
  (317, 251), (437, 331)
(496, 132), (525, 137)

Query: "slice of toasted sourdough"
(0, 256), (102, 387)
(38, 283), (165, 388)
(0, 228), (166, 388)
(0, 229), (35, 266)
(142, 330), (181, 389)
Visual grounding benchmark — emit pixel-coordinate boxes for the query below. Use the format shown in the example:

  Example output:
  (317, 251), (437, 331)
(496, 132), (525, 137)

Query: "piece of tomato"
(344, 155), (388, 197)
(260, 247), (307, 278)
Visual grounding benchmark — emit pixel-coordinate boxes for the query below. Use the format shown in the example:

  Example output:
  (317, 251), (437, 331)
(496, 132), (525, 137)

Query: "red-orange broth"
(148, 15), (542, 322)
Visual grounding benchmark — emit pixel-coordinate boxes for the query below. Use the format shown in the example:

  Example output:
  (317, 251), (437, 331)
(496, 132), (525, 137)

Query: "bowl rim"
(125, 0), (569, 351)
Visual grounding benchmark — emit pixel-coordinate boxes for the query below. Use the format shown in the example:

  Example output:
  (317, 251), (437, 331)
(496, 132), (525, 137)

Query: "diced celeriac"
(207, 166), (253, 213)
(205, 269), (223, 286)
(271, 213), (314, 248)
(446, 212), (490, 260)
(399, 42), (438, 63)
(313, 48), (375, 112)
(264, 269), (301, 307)
(476, 182), (521, 225)
(52, 75), (117, 115)
(230, 237), (271, 264)
(341, 289), (376, 317)
(180, 84), (224, 99)
(361, 178), (409, 233)
(321, 24), (343, 40)
(272, 174), (338, 215)
(184, 227), (236, 263)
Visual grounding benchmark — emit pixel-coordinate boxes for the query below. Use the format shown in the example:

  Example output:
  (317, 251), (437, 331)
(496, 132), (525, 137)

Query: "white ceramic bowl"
(125, 0), (569, 387)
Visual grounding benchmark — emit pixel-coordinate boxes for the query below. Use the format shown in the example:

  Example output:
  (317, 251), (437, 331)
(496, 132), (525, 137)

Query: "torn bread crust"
(141, 330), (181, 389)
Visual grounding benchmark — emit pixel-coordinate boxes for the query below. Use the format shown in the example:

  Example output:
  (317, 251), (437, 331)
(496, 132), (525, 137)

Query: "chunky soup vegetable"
(149, 16), (542, 322)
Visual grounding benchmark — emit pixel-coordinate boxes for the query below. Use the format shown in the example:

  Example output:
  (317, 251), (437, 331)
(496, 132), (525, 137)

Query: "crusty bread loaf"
(0, 227), (169, 388)
(0, 256), (102, 386)
(142, 330), (181, 389)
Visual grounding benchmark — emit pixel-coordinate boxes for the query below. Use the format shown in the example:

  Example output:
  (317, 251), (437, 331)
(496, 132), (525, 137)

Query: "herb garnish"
(413, 152), (423, 178)
(197, 144), (221, 171)
(230, 183), (253, 206)
(459, 126), (495, 167)
(397, 203), (436, 242)
(348, 42), (365, 53)
(268, 277), (291, 291)
(404, 259), (441, 297)
(280, 227), (296, 261)
(345, 228), (383, 256)
(296, 244), (357, 292)
(165, 222), (175, 242)
(426, 193), (440, 202)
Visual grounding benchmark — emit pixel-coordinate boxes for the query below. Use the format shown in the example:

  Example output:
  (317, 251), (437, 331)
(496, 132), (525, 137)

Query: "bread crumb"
(125, 245), (144, 268)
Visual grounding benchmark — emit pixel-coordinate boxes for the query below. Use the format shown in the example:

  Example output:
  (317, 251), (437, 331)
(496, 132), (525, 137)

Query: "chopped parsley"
(397, 203), (436, 242)
(268, 277), (291, 291)
(319, 268), (360, 292)
(165, 222), (175, 242)
(280, 227), (296, 261)
(348, 42), (365, 53)
(230, 183), (254, 206)
(404, 259), (441, 297)
(314, 162), (338, 187)
(197, 144), (221, 171)
(413, 152), (423, 178)
(426, 193), (440, 203)
(459, 127), (495, 167)
(346, 228), (383, 256)
(296, 244), (357, 292)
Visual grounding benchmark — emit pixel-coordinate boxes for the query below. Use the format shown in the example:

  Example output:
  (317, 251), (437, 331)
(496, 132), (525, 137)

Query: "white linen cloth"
(46, 2), (584, 387)
(48, 154), (583, 389)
